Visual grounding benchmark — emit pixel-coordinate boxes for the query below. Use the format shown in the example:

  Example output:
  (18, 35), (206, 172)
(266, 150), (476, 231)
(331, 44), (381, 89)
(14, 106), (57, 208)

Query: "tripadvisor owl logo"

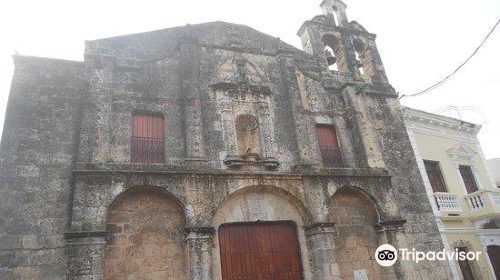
(375, 244), (482, 266)
(375, 244), (398, 267)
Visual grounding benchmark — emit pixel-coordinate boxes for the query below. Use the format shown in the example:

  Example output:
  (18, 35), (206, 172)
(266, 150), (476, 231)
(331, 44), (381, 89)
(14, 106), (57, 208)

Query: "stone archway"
(330, 187), (394, 280)
(103, 186), (188, 280)
(211, 185), (313, 280)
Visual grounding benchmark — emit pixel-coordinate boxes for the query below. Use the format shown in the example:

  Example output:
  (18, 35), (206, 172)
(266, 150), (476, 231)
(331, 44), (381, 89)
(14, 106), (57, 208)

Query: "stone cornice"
(72, 163), (392, 179)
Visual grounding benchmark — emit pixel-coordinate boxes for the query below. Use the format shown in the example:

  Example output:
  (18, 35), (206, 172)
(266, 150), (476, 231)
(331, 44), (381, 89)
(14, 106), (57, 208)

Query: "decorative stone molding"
(375, 219), (407, 233)
(304, 222), (336, 236)
(447, 142), (477, 162)
(223, 155), (244, 168)
(262, 157), (280, 170)
(403, 107), (481, 137)
(224, 154), (281, 170)
(184, 227), (216, 240)
(354, 83), (370, 95)
(209, 82), (272, 97)
(453, 239), (472, 248)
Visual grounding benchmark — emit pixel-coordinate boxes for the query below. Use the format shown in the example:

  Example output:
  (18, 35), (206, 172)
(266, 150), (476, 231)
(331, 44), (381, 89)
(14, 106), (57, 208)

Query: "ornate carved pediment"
(212, 54), (271, 100)
(217, 54), (264, 85)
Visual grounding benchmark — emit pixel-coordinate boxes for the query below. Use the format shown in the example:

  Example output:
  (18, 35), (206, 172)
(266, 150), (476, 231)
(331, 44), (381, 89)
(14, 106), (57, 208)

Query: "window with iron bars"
(316, 125), (343, 168)
(131, 113), (165, 164)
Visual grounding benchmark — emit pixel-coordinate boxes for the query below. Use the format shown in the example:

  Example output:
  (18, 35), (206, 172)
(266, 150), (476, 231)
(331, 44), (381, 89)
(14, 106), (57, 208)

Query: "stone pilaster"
(65, 231), (108, 280)
(342, 83), (386, 168)
(84, 54), (115, 164)
(185, 227), (215, 280)
(278, 53), (321, 169)
(375, 220), (407, 280)
(180, 41), (205, 160)
(305, 223), (339, 280)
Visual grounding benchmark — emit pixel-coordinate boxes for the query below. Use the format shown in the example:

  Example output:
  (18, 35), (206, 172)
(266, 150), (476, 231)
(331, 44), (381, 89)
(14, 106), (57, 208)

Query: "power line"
(399, 19), (500, 99)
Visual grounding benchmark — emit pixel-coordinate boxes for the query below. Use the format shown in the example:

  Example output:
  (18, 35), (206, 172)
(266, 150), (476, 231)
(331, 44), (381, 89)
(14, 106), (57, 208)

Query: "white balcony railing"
(465, 189), (500, 213)
(466, 192), (486, 211)
(434, 192), (462, 212)
(492, 190), (500, 207)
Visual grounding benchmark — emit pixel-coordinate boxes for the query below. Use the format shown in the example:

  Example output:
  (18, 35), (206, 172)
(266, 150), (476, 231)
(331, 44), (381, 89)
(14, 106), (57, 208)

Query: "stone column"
(65, 231), (108, 280)
(305, 223), (340, 280)
(185, 227), (215, 280)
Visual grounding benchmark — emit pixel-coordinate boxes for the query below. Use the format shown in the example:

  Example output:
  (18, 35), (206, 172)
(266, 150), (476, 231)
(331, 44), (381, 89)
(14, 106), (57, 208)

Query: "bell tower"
(297, 0), (389, 84)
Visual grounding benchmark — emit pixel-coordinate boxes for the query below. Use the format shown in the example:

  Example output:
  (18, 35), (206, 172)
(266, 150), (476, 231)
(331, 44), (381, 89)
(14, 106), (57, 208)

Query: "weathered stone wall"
(0, 56), (85, 279)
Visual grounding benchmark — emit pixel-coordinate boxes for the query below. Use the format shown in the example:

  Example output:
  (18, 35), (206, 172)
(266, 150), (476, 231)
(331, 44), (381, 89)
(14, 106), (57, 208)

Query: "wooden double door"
(219, 222), (304, 280)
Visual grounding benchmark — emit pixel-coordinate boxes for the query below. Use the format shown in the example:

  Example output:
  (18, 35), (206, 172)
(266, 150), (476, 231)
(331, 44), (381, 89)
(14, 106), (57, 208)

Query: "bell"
(325, 50), (337, 66)
(355, 60), (363, 69)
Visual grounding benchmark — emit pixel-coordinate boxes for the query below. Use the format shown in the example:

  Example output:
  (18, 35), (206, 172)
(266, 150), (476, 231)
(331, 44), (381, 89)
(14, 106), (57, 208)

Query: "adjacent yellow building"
(404, 107), (500, 280)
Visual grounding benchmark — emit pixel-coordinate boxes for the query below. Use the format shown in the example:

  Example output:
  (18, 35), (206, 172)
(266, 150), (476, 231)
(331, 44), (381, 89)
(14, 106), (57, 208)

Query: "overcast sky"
(0, 0), (499, 159)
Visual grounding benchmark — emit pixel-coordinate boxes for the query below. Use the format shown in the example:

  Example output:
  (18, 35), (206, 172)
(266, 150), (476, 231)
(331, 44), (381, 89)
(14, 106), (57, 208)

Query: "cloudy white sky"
(0, 0), (499, 158)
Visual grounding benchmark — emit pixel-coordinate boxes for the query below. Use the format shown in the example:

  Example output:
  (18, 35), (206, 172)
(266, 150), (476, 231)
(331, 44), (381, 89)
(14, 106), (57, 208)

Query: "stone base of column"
(305, 223), (340, 280)
(64, 231), (108, 280)
(185, 227), (215, 280)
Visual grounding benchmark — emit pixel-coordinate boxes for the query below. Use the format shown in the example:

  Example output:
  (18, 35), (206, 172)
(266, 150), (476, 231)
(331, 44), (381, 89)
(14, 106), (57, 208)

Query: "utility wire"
(399, 19), (500, 99)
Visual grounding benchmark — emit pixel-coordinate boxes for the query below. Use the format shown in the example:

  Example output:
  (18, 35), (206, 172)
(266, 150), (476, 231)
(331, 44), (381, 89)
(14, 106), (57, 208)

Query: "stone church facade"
(0, 1), (453, 279)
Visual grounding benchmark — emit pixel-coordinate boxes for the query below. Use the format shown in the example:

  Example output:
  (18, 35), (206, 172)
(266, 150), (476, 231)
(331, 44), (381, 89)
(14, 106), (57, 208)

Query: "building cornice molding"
(403, 107), (481, 137)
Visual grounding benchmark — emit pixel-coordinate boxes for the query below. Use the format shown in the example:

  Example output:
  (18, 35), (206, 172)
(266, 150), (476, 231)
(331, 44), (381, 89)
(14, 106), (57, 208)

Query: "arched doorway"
(331, 188), (394, 280)
(487, 245), (500, 280)
(103, 186), (188, 280)
(212, 186), (312, 280)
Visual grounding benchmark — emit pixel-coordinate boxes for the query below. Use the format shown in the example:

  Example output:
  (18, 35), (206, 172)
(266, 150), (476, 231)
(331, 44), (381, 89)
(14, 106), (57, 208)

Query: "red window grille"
(316, 125), (343, 168)
(131, 113), (165, 163)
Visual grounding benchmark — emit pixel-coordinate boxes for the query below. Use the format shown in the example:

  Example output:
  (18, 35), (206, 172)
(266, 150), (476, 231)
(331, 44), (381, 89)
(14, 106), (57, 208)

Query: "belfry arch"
(322, 34), (347, 72)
